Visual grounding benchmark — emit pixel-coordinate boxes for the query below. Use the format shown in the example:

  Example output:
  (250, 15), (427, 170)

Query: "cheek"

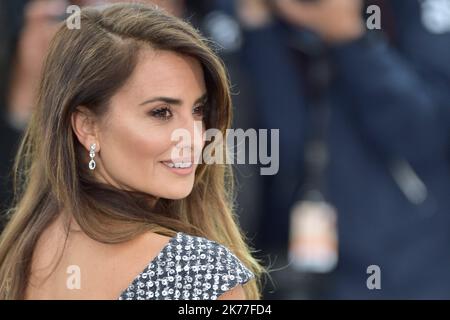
(99, 116), (173, 185)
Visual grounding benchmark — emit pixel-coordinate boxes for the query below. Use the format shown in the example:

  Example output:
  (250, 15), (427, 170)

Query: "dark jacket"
(242, 0), (450, 298)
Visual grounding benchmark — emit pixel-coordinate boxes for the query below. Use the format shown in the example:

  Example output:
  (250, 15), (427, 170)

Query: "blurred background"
(1, 0), (450, 299)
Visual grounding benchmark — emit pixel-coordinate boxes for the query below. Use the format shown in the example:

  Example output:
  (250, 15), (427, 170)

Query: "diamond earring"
(89, 143), (96, 170)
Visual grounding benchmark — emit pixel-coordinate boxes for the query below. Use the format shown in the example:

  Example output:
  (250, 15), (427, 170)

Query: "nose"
(171, 114), (204, 161)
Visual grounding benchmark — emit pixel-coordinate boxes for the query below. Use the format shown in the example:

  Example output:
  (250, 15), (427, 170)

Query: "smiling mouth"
(162, 161), (193, 169)
(160, 159), (194, 175)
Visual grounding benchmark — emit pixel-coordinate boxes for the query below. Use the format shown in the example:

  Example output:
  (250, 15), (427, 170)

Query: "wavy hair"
(0, 2), (264, 299)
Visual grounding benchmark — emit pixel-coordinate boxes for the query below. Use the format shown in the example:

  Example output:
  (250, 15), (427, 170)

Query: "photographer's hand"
(274, 0), (365, 43)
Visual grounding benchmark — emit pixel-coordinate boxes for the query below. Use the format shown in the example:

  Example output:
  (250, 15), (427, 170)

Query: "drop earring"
(89, 143), (96, 170)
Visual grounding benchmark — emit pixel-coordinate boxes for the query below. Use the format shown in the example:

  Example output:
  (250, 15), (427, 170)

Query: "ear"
(71, 106), (100, 152)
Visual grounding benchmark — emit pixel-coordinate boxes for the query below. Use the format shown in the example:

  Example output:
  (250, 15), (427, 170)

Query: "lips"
(162, 161), (193, 169)
(161, 158), (193, 168)
(160, 158), (195, 175)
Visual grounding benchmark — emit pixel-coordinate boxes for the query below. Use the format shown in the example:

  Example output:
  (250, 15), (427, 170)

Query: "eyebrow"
(139, 93), (208, 106)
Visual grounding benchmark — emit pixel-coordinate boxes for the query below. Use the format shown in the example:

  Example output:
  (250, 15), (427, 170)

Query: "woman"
(0, 3), (263, 300)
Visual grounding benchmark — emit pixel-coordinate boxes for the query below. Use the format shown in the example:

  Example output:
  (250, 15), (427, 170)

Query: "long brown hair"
(0, 2), (264, 299)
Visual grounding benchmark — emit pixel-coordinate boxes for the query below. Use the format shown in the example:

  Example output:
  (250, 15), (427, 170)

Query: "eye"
(149, 106), (173, 120)
(193, 104), (206, 118)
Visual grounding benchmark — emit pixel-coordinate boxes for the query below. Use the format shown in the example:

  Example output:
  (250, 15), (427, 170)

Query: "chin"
(162, 190), (193, 200)
(154, 184), (194, 200)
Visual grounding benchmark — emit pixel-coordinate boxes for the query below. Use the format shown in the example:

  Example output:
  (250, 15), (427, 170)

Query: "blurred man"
(240, 0), (450, 298)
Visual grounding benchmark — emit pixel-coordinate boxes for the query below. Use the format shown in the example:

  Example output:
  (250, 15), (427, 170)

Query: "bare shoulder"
(132, 230), (173, 254)
(217, 285), (247, 300)
(26, 223), (174, 299)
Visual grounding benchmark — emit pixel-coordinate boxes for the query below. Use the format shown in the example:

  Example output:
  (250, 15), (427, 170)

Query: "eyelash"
(193, 104), (206, 118)
(149, 104), (206, 121)
(150, 106), (173, 120)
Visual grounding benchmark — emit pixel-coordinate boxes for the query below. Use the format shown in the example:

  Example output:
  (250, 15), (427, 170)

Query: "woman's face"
(93, 49), (206, 199)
